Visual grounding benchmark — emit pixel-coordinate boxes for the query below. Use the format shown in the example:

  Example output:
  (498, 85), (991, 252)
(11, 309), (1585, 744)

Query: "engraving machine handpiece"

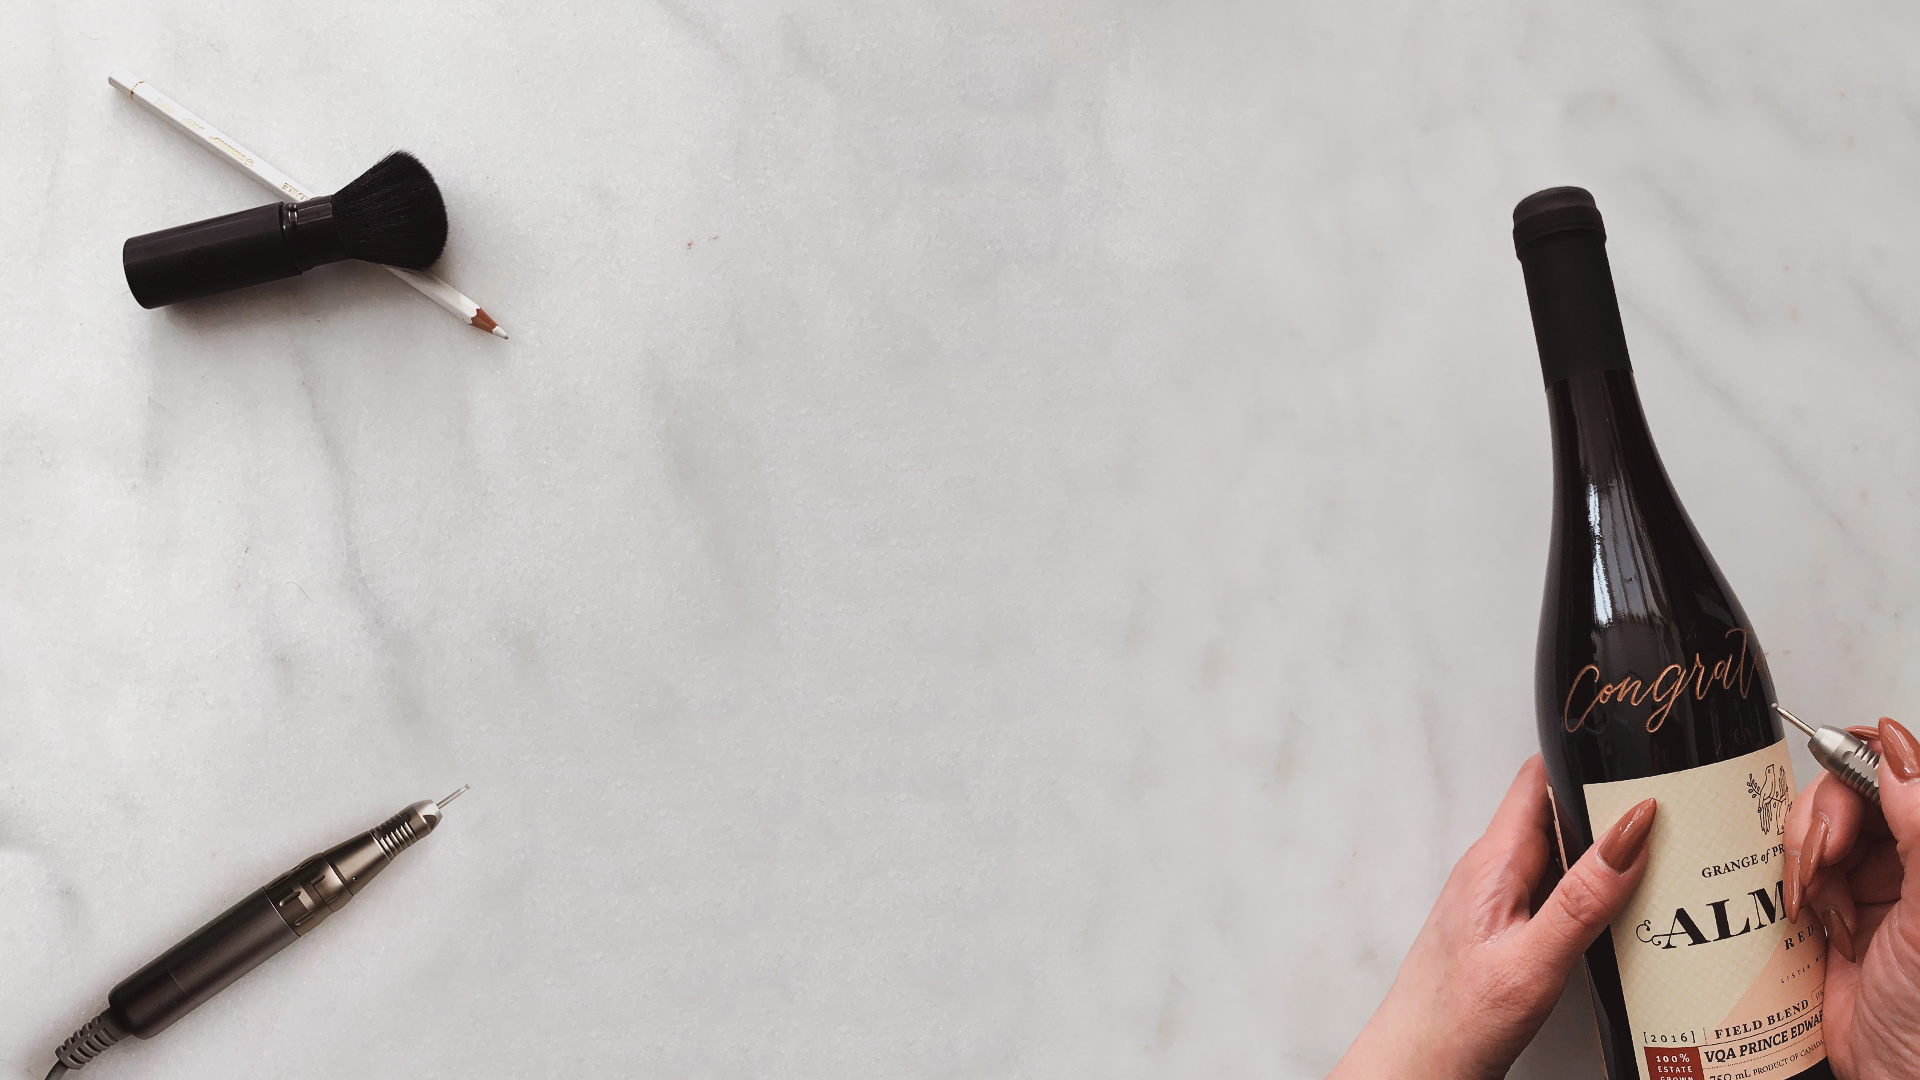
(43, 786), (469, 1080)
(1773, 704), (1881, 808)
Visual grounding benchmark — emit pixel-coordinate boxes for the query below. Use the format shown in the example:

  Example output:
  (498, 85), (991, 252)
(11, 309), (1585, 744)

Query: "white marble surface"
(5, 3), (1920, 1077)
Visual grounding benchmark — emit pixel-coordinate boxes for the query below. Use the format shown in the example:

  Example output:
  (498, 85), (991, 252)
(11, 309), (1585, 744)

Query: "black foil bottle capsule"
(1517, 188), (1832, 1080)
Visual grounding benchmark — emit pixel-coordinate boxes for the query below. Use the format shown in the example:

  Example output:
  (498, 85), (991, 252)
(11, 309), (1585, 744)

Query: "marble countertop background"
(6, 2), (1920, 1077)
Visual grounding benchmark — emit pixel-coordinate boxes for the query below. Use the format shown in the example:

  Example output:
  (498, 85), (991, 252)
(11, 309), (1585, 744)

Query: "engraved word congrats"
(1562, 628), (1759, 734)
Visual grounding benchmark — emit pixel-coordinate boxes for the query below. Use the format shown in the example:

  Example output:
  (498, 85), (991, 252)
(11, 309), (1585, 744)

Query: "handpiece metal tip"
(1773, 703), (1819, 738)
(437, 783), (470, 809)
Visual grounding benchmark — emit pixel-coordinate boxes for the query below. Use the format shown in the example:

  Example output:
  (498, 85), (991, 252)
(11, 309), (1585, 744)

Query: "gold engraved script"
(1563, 628), (1759, 734)
(209, 137), (254, 166)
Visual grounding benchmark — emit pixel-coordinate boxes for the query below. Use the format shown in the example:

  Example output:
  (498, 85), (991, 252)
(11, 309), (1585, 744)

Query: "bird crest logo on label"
(1747, 765), (1791, 836)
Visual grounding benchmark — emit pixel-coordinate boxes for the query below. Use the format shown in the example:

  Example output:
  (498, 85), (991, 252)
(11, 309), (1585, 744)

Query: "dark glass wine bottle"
(1517, 188), (1832, 1080)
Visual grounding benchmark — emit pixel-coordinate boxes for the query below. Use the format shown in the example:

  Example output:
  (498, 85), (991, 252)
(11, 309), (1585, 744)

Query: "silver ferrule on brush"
(49, 787), (467, 1077)
(1774, 704), (1881, 807)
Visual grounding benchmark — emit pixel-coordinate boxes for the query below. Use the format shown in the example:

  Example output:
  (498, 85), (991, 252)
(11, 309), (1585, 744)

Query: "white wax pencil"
(107, 69), (507, 338)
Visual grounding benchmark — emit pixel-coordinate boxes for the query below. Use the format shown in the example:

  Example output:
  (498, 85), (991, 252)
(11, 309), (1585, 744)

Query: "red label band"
(1645, 1047), (1704, 1078)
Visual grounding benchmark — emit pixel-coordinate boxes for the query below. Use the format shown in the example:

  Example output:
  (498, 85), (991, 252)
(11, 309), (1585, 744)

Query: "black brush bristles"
(332, 151), (448, 270)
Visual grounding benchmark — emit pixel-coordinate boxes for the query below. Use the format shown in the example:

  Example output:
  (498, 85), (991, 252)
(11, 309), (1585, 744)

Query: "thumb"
(1519, 799), (1657, 974)
(1874, 719), (1920, 875)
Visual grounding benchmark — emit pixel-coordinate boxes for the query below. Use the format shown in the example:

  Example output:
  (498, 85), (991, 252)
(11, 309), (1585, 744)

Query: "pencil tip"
(471, 308), (506, 338)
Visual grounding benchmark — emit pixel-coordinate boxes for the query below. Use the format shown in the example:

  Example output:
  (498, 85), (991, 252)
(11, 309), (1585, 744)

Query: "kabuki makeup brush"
(108, 70), (506, 335)
(123, 150), (449, 309)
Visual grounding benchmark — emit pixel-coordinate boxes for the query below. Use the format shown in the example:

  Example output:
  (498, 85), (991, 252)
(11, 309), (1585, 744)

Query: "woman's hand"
(1329, 756), (1655, 1080)
(1782, 717), (1920, 1080)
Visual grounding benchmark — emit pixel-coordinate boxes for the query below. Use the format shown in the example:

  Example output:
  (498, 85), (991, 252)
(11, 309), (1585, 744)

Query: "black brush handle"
(123, 199), (346, 309)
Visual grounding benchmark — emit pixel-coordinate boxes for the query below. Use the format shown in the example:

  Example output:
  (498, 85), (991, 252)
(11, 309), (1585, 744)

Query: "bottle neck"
(1546, 370), (1686, 628)
(1518, 229), (1633, 385)
(1547, 370), (1661, 492)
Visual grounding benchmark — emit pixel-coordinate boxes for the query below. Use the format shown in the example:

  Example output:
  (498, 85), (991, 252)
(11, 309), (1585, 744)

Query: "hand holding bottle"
(1782, 718), (1920, 1080)
(1328, 756), (1656, 1080)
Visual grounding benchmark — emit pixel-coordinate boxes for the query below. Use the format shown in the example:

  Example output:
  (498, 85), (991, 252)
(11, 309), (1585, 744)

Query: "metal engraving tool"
(1773, 704), (1881, 808)
(44, 786), (468, 1079)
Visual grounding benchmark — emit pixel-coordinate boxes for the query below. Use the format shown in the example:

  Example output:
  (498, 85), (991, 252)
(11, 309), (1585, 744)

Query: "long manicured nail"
(1801, 815), (1830, 888)
(1823, 908), (1856, 963)
(1784, 851), (1804, 923)
(1597, 798), (1658, 873)
(1881, 718), (1920, 783)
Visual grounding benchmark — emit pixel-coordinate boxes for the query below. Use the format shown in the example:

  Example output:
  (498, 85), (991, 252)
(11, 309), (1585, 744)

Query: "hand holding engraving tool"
(1774, 703), (1882, 807)
(107, 70), (507, 336)
(43, 787), (468, 1080)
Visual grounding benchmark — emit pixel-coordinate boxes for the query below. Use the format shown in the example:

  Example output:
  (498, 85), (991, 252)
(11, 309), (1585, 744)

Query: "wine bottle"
(1517, 188), (1831, 1080)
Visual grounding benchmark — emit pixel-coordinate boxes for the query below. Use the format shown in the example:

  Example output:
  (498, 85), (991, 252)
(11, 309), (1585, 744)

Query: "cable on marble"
(49, 1011), (122, 1073)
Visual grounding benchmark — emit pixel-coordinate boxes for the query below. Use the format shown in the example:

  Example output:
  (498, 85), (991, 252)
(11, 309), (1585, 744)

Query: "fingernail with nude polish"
(1597, 798), (1658, 873)
(1823, 908), (1856, 964)
(1801, 815), (1830, 888)
(1784, 852), (1804, 923)
(1880, 718), (1920, 783)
